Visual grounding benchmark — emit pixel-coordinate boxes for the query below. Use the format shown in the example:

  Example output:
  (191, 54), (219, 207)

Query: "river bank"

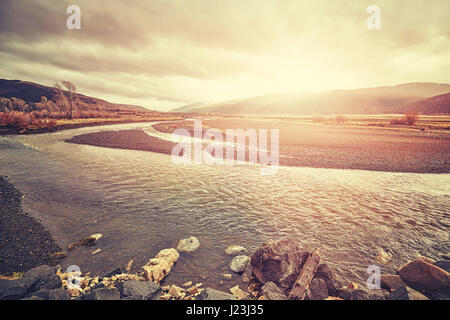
(66, 119), (450, 173)
(1, 237), (448, 300)
(0, 116), (185, 136)
(0, 176), (63, 275)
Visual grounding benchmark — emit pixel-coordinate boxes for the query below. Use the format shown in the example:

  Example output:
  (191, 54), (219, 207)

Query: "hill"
(0, 79), (151, 114)
(173, 83), (450, 115)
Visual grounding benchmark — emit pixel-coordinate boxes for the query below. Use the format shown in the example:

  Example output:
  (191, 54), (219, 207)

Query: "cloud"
(0, 0), (449, 110)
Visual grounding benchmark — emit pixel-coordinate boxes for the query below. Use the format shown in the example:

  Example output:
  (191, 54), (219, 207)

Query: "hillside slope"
(0, 79), (150, 113)
(173, 83), (450, 115)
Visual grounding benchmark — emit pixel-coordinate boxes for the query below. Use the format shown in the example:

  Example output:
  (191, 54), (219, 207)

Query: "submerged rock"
(177, 237), (200, 253)
(398, 259), (450, 295)
(142, 248), (179, 283)
(225, 245), (247, 256)
(67, 233), (103, 251)
(374, 248), (392, 265)
(261, 281), (288, 300)
(230, 255), (250, 274)
(250, 239), (309, 290)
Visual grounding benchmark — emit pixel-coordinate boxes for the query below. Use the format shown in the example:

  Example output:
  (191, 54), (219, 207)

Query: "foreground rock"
(306, 278), (328, 300)
(0, 265), (61, 300)
(398, 259), (450, 296)
(230, 255), (250, 274)
(387, 286), (429, 300)
(177, 237), (200, 253)
(229, 285), (250, 300)
(116, 280), (161, 300)
(142, 248), (179, 283)
(196, 288), (236, 300)
(84, 287), (120, 300)
(261, 282), (288, 300)
(225, 245), (247, 256)
(380, 274), (406, 291)
(251, 239), (309, 291)
(313, 263), (339, 296)
(289, 248), (320, 300)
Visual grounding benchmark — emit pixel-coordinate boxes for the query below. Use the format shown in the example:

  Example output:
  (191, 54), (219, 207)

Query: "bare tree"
(54, 81), (77, 119)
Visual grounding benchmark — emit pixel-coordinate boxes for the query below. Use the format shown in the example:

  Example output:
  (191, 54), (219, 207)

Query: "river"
(0, 122), (449, 289)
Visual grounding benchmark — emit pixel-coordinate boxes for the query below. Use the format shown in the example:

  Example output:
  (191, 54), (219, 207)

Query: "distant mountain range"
(0, 79), (152, 113)
(172, 83), (450, 115)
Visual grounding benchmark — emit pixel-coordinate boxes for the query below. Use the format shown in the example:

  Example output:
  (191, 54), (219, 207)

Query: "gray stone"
(336, 288), (353, 300)
(22, 265), (61, 295)
(225, 245), (247, 256)
(120, 296), (143, 300)
(196, 288), (237, 300)
(434, 261), (450, 273)
(352, 289), (370, 300)
(47, 288), (71, 300)
(261, 282), (288, 300)
(307, 278), (329, 300)
(387, 286), (429, 300)
(177, 237), (200, 253)
(116, 280), (161, 300)
(33, 288), (71, 300)
(84, 287), (120, 300)
(21, 295), (44, 300)
(0, 279), (27, 300)
(230, 255), (250, 274)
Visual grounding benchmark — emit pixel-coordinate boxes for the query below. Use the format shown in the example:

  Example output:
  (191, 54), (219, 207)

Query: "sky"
(1, 0), (449, 111)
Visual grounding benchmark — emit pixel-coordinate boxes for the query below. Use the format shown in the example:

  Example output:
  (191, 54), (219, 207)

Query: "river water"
(0, 122), (449, 289)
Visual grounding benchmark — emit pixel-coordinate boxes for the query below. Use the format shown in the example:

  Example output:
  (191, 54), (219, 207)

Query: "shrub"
(389, 112), (418, 126)
(335, 115), (346, 124)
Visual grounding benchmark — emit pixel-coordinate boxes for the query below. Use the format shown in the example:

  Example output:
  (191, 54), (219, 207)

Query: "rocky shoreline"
(1, 235), (449, 300)
(0, 176), (64, 275)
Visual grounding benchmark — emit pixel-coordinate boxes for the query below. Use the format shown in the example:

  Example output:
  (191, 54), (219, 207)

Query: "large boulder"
(196, 288), (236, 300)
(116, 280), (161, 300)
(398, 259), (450, 295)
(142, 248), (179, 283)
(250, 239), (309, 290)
(261, 282), (288, 300)
(230, 255), (250, 274)
(177, 237), (200, 253)
(380, 274), (406, 291)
